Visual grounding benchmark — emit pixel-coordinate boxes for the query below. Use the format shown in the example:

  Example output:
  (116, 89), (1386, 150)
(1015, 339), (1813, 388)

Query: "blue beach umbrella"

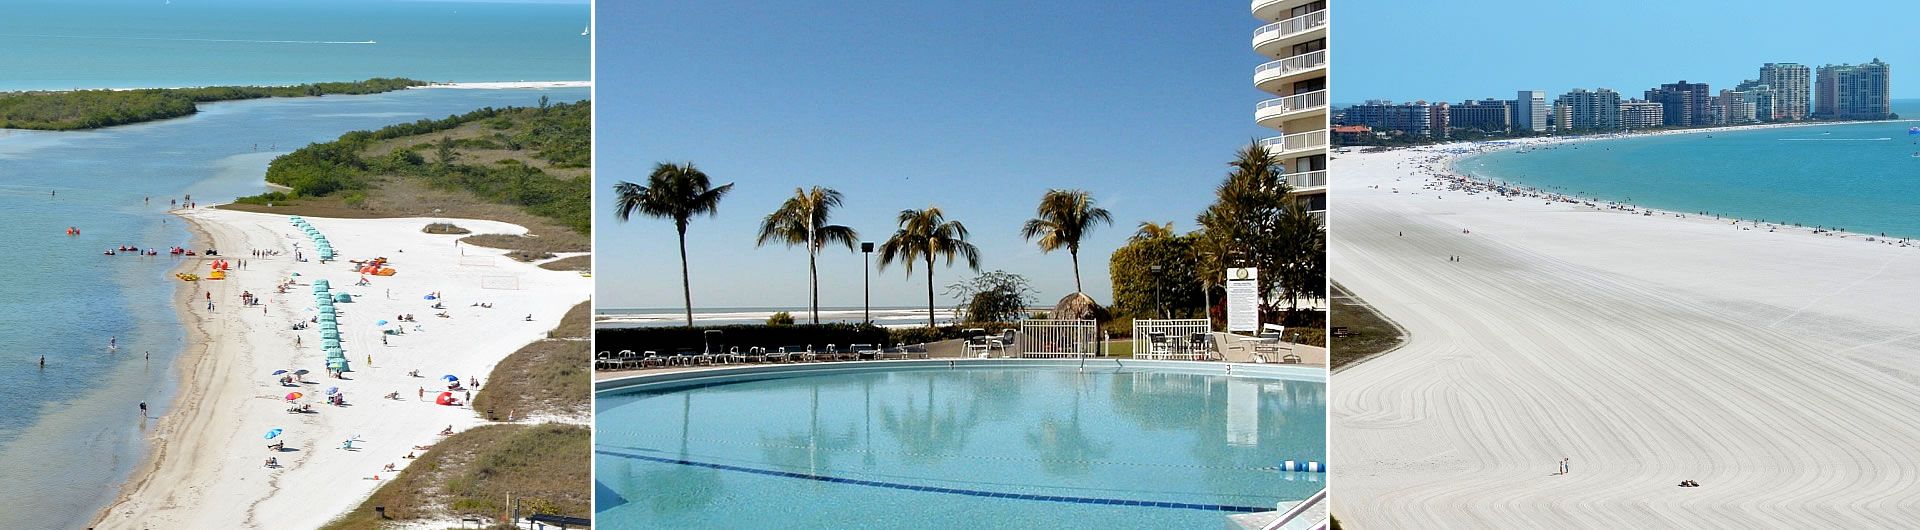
(271, 369), (288, 375)
(326, 386), (339, 395)
(293, 369), (310, 375)
(442, 374), (458, 383)
(265, 428), (283, 440)
(375, 320), (389, 326)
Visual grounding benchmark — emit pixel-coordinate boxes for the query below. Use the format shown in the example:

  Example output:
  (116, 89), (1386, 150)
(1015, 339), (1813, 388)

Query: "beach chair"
(596, 350), (611, 370)
(742, 346), (768, 363)
(850, 343), (880, 360)
(614, 350), (636, 369)
(640, 351), (666, 368)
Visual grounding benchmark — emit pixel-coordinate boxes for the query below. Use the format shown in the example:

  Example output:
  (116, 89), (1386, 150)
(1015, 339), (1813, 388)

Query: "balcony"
(1258, 130), (1328, 158)
(1252, 10), (1326, 57)
(1253, 49), (1327, 94)
(1252, 0), (1322, 22)
(1254, 89), (1328, 129)
(1285, 169), (1327, 191)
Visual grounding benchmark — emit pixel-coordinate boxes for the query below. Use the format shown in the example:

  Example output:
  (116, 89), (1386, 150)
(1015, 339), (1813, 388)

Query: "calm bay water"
(0, 86), (587, 528)
(1460, 99), (1920, 238)
(0, 0), (589, 91)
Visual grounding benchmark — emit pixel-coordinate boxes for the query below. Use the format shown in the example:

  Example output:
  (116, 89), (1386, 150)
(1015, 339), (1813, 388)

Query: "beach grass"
(318, 423), (590, 529)
(537, 255), (590, 272)
(1329, 282), (1404, 369)
(471, 302), (590, 420)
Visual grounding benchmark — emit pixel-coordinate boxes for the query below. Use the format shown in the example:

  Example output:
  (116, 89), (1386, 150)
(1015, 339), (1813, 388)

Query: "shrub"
(595, 324), (889, 356)
(766, 311), (795, 326)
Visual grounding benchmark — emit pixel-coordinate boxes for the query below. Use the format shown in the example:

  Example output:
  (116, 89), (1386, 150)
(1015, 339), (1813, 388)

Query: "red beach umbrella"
(435, 392), (455, 406)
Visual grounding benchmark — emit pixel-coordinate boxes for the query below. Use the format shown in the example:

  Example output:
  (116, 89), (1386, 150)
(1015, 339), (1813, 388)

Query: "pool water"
(594, 364), (1325, 529)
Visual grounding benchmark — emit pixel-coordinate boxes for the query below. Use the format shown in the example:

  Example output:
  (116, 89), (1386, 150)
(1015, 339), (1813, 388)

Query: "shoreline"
(88, 209), (218, 527)
(1398, 119), (1920, 247)
(93, 207), (591, 528)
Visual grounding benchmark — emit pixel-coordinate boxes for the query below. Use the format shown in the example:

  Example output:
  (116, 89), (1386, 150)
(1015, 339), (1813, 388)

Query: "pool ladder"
(1262, 488), (1327, 530)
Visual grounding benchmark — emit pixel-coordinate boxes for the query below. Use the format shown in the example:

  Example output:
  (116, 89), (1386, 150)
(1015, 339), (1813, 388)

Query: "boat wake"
(1779, 137), (1892, 141)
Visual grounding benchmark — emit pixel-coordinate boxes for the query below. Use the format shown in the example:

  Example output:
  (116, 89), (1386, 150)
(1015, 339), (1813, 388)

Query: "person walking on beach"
(139, 401), (147, 416)
(418, 387), (424, 400)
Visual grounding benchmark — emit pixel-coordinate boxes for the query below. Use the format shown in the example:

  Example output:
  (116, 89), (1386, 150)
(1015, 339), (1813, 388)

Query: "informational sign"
(1226, 267), (1259, 333)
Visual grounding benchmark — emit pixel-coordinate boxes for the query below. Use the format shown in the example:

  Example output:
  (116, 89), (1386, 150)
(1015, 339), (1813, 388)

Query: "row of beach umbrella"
(313, 278), (348, 373)
(289, 216), (334, 261)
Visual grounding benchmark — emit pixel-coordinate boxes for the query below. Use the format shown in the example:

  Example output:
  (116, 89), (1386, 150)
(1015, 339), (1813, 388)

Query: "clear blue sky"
(1338, 0), (1917, 104)
(594, 0), (1272, 310)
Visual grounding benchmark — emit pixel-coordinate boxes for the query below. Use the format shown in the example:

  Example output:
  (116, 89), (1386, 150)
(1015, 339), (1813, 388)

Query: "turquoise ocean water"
(0, 2), (586, 526)
(1458, 100), (1920, 238)
(0, 0), (589, 91)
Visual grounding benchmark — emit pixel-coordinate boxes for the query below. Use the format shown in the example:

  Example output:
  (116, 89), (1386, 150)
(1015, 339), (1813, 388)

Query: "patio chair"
(596, 350), (614, 370)
(640, 351), (666, 368)
(1188, 333), (1217, 361)
(989, 329), (1016, 355)
(822, 344), (844, 361)
(1254, 324), (1291, 363)
(1147, 332), (1173, 359)
(965, 336), (994, 358)
(767, 347), (790, 363)
(850, 343), (880, 360)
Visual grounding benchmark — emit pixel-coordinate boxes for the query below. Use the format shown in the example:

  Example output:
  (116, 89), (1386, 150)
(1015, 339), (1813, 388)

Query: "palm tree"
(1020, 189), (1112, 293)
(756, 186), (858, 324)
(1132, 221), (1175, 241)
(612, 162), (734, 326)
(878, 207), (981, 328)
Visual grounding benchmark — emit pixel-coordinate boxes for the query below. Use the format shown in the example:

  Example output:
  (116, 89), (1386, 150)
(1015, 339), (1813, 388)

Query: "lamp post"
(861, 241), (874, 325)
(1149, 264), (1164, 319)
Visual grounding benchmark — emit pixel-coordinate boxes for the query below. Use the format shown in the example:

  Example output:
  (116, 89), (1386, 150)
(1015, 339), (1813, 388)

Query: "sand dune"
(94, 208), (589, 529)
(1331, 145), (1920, 527)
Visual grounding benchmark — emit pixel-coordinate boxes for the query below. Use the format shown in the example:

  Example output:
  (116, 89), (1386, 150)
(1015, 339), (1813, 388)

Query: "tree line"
(241, 99), (592, 234)
(615, 141), (1325, 331)
(0, 78), (427, 130)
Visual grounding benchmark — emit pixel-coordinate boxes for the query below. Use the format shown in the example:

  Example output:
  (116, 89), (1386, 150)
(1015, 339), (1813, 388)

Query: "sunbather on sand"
(439, 425), (454, 436)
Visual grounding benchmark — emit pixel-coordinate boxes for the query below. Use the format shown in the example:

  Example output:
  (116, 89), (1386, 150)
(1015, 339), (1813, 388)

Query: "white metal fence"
(1018, 320), (1097, 358)
(1131, 319), (1215, 360)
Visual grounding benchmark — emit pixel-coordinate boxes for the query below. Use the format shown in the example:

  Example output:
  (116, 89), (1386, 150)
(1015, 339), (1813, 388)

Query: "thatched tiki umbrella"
(1045, 293), (1108, 355)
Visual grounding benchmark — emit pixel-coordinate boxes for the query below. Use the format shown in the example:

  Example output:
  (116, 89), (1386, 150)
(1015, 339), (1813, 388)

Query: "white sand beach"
(1331, 143), (1920, 527)
(93, 208), (589, 529)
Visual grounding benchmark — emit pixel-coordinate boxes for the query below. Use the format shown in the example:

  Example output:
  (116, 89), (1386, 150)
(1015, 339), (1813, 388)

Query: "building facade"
(1815, 59), (1892, 120)
(1734, 79), (1776, 122)
(1556, 88), (1621, 131)
(1619, 100), (1664, 129)
(1342, 100), (1434, 137)
(1449, 99), (1511, 133)
(1758, 62), (1810, 120)
(1646, 81), (1712, 127)
(1515, 90), (1548, 132)
(1252, 0), (1328, 214)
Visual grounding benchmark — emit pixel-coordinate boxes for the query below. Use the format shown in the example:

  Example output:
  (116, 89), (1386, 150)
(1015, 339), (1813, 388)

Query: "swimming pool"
(593, 360), (1325, 528)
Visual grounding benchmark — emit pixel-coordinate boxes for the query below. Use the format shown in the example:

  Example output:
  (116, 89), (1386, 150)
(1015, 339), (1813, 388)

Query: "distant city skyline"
(1337, 0), (1917, 104)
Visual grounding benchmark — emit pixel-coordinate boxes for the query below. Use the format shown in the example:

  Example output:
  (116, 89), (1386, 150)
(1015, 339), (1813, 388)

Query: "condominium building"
(1556, 88), (1621, 131)
(1619, 100), (1664, 129)
(1734, 79), (1776, 122)
(1646, 81), (1711, 127)
(1252, 0), (1328, 214)
(1341, 100), (1433, 137)
(1448, 99), (1511, 132)
(1758, 62), (1810, 120)
(1514, 90), (1548, 132)
(1713, 90), (1756, 125)
(1815, 59), (1891, 120)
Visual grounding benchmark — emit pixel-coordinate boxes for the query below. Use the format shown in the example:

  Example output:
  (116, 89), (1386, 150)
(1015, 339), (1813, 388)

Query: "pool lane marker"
(595, 447), (1272, 514)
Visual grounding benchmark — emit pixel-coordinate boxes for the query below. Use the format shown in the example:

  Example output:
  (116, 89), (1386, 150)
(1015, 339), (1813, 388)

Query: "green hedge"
(595, 323), (891, 354)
